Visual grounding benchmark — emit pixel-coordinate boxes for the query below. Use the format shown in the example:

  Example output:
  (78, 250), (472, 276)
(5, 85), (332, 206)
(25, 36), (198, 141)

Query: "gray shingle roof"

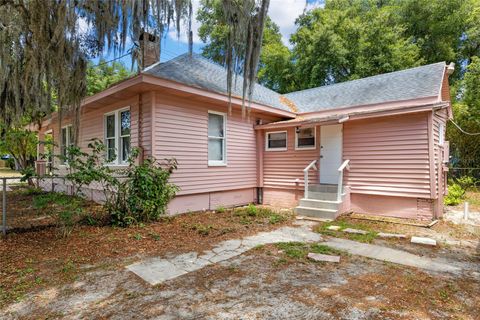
(143, 53), (446, 114)
(284, 62), (446, 113)
(143, 53), (290, 111)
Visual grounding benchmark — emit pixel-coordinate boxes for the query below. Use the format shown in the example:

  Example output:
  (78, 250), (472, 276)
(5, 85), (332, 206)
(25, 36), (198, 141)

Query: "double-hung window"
(295, 127), (316, 150)
(266, 131), (287, 151)
(208, 111), (226, 166)
(104, 108), (131, 164)
(60, 125), (73, 164)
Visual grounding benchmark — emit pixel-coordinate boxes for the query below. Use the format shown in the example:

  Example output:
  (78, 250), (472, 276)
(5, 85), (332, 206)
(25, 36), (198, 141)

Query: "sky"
(91, 0), (324, 67)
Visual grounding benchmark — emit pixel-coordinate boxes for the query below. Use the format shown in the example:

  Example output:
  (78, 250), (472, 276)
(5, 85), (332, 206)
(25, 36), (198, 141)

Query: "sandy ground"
(2, 220), (479, 320)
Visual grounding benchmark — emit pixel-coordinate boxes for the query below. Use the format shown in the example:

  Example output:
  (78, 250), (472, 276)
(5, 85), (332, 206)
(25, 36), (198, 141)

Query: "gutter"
(255, 102), (449, 130)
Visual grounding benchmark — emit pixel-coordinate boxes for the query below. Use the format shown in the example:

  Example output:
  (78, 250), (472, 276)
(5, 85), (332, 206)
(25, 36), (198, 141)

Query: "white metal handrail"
(303, 160), (317, 199)
(337, 159), (350, 202)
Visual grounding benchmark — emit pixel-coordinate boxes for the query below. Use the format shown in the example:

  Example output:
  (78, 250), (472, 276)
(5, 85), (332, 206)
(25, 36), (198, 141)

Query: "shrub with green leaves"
(108, 152), (179, 226)
(246, 203), (258, 216)
(58, 139), (114, 197)
(444, 183), (465, 206)
(46, 139), (179, 228)
(455, 176), (476, 191)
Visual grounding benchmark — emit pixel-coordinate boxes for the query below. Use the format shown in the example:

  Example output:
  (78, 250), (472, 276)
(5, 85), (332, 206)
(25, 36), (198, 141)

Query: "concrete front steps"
(294, 198), (341, 220)
(294, 184), (343, 220)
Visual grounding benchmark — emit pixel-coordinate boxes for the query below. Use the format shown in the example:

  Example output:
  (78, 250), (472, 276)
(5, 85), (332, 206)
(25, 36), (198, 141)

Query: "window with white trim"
(104, 108), (131, 164)
(295, 127), (316, 149)
(208, 111), (226, 166)
(266, 131), (287, 151)
(60, 125), (73, 164)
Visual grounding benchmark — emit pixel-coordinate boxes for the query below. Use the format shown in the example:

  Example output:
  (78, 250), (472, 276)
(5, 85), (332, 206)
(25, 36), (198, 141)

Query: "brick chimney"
(139, 32), (160, 69)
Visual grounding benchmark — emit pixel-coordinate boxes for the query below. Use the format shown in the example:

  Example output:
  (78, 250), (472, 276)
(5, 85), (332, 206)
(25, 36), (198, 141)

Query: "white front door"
(320, 124), (343, 184)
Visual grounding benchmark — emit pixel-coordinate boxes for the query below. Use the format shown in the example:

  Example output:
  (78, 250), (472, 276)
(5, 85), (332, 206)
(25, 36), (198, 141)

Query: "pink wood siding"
(350, 194), (433, 220)
(343, 112), (431, 198)
(139, 93), (152, 157)
(153, 93), (273, 196)
(262, 126), (319, 190)
(262, 188), (300, 208)
(166, 188), (255, 214)
(440, 71), (451, 102)
(433, 108), (448, 190)
(38, 93), (151, 172)
(433, 108), (448, 217)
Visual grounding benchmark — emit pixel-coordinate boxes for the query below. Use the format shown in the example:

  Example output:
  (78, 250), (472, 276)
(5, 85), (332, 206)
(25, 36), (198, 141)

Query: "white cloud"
(167, 0), (202, 44)
(269, 0), (308, 47)
(77, 17), (90, 34)
(168, 0), (324, 48)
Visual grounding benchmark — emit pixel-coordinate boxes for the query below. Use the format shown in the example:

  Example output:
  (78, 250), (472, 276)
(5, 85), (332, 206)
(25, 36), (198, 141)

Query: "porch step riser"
(299, 199), (339, 210)
(308, 185), (338, 193)
(294, 207), (337, 220)
(306, 191), (338, 201)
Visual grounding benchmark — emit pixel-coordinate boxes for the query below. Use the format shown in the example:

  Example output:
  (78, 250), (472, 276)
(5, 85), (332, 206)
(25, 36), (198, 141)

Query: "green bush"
(444, 183), (465, 206)
(246, 203), (258, 216)
(456, 176), (476, 190)
(47, 139), (179, 228)
(216, 206), (226, 213)
(108, 153), (179, 226)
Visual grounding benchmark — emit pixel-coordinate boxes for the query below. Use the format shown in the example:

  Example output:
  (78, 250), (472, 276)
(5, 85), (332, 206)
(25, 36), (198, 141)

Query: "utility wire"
(92, 49), (133, 67)
(449, 119), (480, 136)
(91, 46), (182, 68)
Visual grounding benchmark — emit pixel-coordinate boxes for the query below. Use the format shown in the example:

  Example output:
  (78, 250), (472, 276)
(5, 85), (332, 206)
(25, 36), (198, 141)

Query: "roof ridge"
(285, 61), (446, 96)
(142, 52), (292, 112)
(164, 53), (286, 95)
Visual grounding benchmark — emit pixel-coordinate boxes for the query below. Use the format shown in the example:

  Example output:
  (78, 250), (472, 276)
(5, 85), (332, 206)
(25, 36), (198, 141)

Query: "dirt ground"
(1, 189), (480, 319)
(2, 239), (479, 319)
(453, 189), (480, 212)
(0, 190), (294, 309)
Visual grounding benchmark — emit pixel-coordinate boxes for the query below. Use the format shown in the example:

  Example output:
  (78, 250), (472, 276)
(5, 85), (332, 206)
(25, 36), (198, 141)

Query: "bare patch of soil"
(3, 245), (478, 319)
(2, 188), (103, 231)
(0, 193), (293, 307)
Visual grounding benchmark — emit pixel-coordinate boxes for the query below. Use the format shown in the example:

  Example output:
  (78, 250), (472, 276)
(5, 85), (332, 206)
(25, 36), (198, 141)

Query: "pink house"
(36, 52), (453, 221)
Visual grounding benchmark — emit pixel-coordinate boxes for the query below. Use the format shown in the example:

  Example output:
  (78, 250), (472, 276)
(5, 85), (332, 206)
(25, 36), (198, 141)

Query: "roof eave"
(141, 74), (296, 118)
(78, 73), (296, 118)
(255, 101), (449, 130)
(297, 96), (440, 116)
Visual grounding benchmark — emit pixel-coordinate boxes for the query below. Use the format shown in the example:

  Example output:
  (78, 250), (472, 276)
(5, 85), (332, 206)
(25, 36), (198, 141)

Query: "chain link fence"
(448, 168), (480, 180)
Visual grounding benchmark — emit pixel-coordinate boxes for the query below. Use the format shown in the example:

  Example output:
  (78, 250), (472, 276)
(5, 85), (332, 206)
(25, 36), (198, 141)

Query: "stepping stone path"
(323, 238), (460, 273)
(127, 223), (322, 285)
(411, 236), (437, 246)
(327, 225), (341, 231)
(307, 252), (340, 263)
(342, 228), (368, 235)
(127, 222), (461, 286)
(377, 232), (407, 239)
